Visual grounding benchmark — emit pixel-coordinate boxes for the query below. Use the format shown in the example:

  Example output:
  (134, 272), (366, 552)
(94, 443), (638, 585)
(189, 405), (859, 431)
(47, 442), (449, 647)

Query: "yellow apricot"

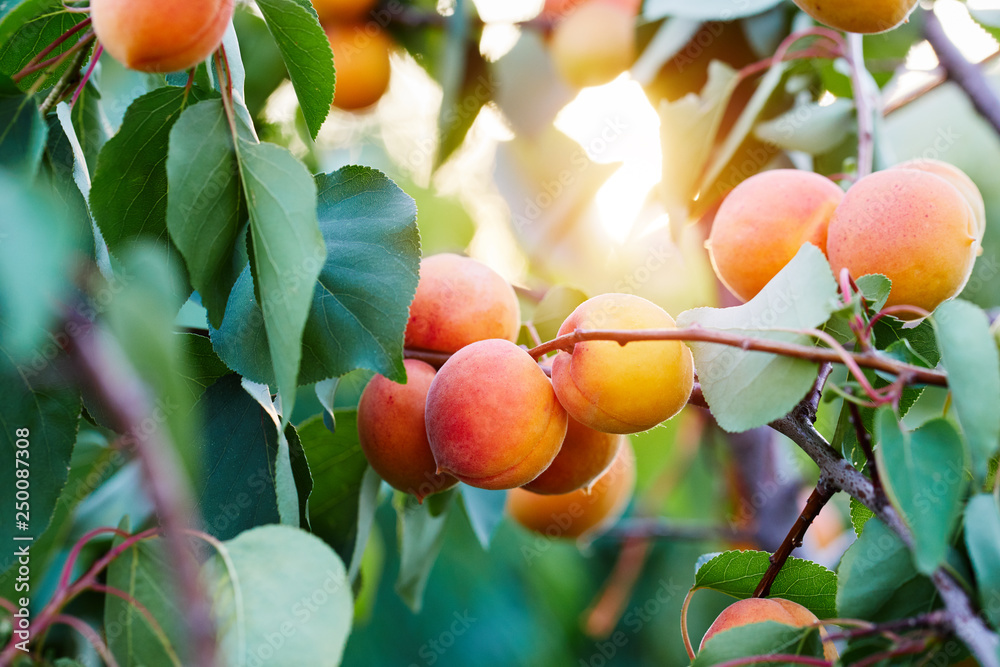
(311, 0), (376, 24)
(827, 169), (978, 315)
(91, 0), (234, 73)
(522, 417), (624, 495)
(892, 159), (986, 243)
(507, 439), (635, 539)
(357, 359), (457, 502)
(551, 294), (693, 434)
(550, 1), (635, 88)
(792, 0), (918, 34)
(326, 23), (392, 111)
(700, 598), (837, 661)
(707, 170), (844, 302)
(405, 254), (521, 354)
(425, 339), (568, 490)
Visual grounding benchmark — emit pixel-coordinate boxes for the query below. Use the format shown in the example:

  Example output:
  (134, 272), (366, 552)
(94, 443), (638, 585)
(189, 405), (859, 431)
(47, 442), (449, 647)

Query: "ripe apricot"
(892, 159), (986, 243)
(326, 23), (392, 110)
(707, 170), (845, 302)
(425, 339), (568, 490)
(701, 598), (837, 660)
(523, 417), (624, 495)
(311, 0), (376, 24)
(91, 0), (234, 73)
(827, 169), (978, 315)
(405, 254), (521, 354)
(507, 439), (635, 539)
(550, 1), (635, 88)
(357, 359), (457, 501)
(791, 0), (918, 34)
(542, 0), (640, 22)
(551, 294), (693, 434)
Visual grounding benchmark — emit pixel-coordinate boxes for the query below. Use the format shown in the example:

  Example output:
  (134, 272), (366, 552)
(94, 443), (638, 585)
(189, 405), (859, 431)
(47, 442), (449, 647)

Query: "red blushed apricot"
(707, 170), (844, 302)
(327, 23), (392, 111)
(405, 254), (521, 354)
(522, 417), (624, 495)
(892, 159), (986, 243)
(792, 0), (918, 34)
(357, 359), (457, 501)
(701, 598), (837, 661)
(827, 169), (978, 315)
(506, 439), (635, 540)
(311, 0), (376, 24)
(551, 294), (693, 434)
(91, 0), (234, 73)
(550, 1), (635, 88)
(425, 339), (567, 490)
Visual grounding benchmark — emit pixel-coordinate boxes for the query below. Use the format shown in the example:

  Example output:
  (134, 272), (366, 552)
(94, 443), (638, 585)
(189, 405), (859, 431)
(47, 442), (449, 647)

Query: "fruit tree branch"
(847, 32), (877, 179)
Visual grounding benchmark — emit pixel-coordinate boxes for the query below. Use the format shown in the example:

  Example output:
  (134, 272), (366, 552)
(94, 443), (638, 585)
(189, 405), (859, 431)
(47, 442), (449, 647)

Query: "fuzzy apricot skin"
(551, 294), (694, 434)
(523, 417), (624, 495)
(326, 24), (392, 111)
(708, 170), (844, 302)
(507, 439), (635, 540)
(425, 339), (568, 490)
(357, 360), (457, 502)
(90, 0), (234, 73)
(550, 1), (635, 89)
(792, 0), (918, 34)
(892, 159), (986, 243)
(700, 598), (837, 661)
(405, 254), (521, 354)
(827, 169), (978, 315)
(311, 0), (377, 24)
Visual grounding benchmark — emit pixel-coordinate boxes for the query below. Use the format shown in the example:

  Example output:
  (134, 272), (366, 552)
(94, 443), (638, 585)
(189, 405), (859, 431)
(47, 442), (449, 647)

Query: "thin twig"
(603, 519), (751, 542)
(51, 615), (119, 667)
(848, 401), (885, 499)
(847, 32), (877, 179)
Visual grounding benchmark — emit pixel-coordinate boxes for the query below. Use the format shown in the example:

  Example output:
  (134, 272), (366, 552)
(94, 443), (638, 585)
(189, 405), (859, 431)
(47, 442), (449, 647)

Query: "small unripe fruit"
(522, 417), (624, 495)
(551, 294), (694, 434)
(507, 439), (635, 539)
(311, 0), (377, 24)
(892, 159), (986, 243)
(550, 1), (635, 88)
(426, 339), (568, 490)
(326, 23), (392, 111)
(701, 598), (837, 661)
(708, 170), (844, 302)
(357, 360), (457, 501)
(791, 0), (918, 34)
(91, 0), (235, 73)
(406, 254), (521, 354)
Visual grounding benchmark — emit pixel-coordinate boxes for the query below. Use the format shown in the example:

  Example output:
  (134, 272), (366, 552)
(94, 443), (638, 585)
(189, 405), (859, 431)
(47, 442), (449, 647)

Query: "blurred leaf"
(233, 8), (289, 120)
(0, 0), (59, 45)
(395, 492), (452, 612)
(849, 496), (873, 537)
(0, 75), (45, 174)
(754, 98), (854, 155)
(0, 4), (87, 91)
(407, 181), (474, 255)
(206, 525), (353, 665)
(255, 0), (334, 139)
(965, 494), (1000, 629)
(434, 0), (483, 167)
(933, 299), (1000, 484)
(677, 244), (839, 432)
(177, 333), (230, 401)
(527, 285), (588, 344)
(491, 30), (573, 137)
(643, 0), (783, 21)
(875, 410), (967, 574)
(631, 18), (702, 86)
(459, 486), (507, 550)
(693, 622), (823, 665)
(693, 550), (837, 618)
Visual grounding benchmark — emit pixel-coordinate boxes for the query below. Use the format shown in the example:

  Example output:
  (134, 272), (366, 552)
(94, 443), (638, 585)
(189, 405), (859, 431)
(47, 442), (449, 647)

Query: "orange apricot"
(311, 0), (377, 24)
(91, 0), (234, 73)
(707, 170), (845, 302)
(549, 1), (635, 88)
(522, 417), (624, 495)
(405, 254), (521, 354)
(425, 339), (568, 490)
(326, 23), (392, 111)
(701, 598), (837, 661)
(791, 0), (918, 34)
(892, 159), (986, 243)
(357, 359), (457, 501)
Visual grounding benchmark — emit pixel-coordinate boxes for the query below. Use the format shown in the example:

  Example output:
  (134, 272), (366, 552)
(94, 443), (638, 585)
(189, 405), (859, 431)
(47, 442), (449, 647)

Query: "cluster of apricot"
(312, 0), (394, 110)
(542, 0), (640, 89)
(357, 254), (695, 539)
(708, 159), (984, 315)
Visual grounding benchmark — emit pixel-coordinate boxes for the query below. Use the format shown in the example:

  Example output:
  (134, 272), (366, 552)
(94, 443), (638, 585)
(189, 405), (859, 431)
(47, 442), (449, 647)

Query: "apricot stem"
(847, 399), (885, 500)
(69, 43), (102, 108)
(14, 29), (94, 83)
(846, 32), (876, 179)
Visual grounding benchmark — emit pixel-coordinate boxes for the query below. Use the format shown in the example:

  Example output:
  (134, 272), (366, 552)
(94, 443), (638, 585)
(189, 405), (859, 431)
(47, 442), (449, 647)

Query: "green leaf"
(90, 86), (211, 256)
(856, 274), (891, 313)
(459, 486), (507, 550)
(0, 0), (60, 45)
(237, 138), (326, 422)
(255, 0), (334, 140)
(933, 299), (1000, 483)
(395, 492), (453, 612)
(677, 244), (840, 432)
(644, 0), (783, 20)
(754, 99), (854, 155)
(0, 5), (87, 91)
(0, 76), (45, 174)
(693, 622), (823, 666)
(965, 494), (1000, 629)
(177, 333), (230, 401)
(530, 285), (589, 344)
(166, 100), (246, 328)
(434, 0), (482, 168)
(875, 410), (967, 574)
(692, 550), (838, 619)
(206, 525), (353, 665)
(849, 496), (874, 537)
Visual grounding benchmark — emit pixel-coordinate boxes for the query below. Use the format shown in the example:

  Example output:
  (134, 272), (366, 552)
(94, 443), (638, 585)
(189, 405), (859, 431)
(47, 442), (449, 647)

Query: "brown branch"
(848, 401), (885, 500)
(847, 33), (877, 179)
(603, 519), (751, 542)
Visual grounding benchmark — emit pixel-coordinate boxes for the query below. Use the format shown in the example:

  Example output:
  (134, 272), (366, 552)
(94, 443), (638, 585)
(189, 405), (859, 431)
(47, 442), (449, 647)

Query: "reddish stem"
(70, 43), (102, 108)
(51, 615), (119, 667)
(583, 537), (651, 638)
(12, 30), (94, 82)
(16, 16), (91, 73)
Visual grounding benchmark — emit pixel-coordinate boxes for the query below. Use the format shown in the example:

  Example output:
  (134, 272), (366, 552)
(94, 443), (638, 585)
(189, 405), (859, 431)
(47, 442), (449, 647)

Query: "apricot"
(425, 339), (568, 490)
(827, 169), (978, 315)
(550, 294), (693, 434)
(91, 0), (234, 73)
(326, 23), (392, 110)
(701, 598), (837, 661)
(523, 417), (624, 495)
(707, 170), (845, 302)
(311, 0), (376, 24)
(550, 1), (635, 89)
(357, 360), (457, 501)
(405, 254), (521, 354)
(542, 0), (640, 22)
(507, 439), (635, 539)
(892, 159), (986, 243)
(791, 0), (918, 34)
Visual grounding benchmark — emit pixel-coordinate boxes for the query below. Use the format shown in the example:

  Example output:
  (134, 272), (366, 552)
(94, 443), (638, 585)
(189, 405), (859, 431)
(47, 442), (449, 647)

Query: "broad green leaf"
(754, 99), (854, 155)
(177, 333), (230, 401)
(0, 76), (45, 174)
(693, 550), (838, 618)
(395, 492), (453, 612)
(0, 5), (87, 91)
(166, 100), (246, 328)
(644, 0), (783, 20)
(0, 0), (60, 45)
(90, 86), (211, 256)
(237, 138), (325, 421)
(875, 410), (967, 574)
(856, 274), (892, 313)
(677, 244), (840, 432)
(255, 0), (334, 139)
(933, 299), (1000, 483)
(459, 487), (507, 550)
(693, 622), (823, 666)
(849, 496), (874, 537)
(965, 494), (1000, 629)
(206, 525), (353, 665)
